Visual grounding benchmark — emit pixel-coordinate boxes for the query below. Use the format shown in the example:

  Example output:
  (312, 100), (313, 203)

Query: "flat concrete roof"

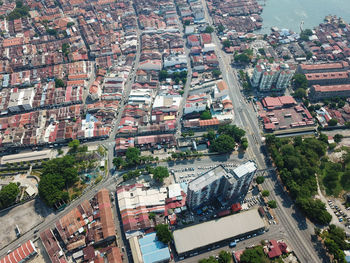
(1, 150), (52, 165)
(173, 209), (265, 254)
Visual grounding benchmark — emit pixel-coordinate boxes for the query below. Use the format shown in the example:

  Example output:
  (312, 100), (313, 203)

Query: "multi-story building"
(251, 60), (294, 91)
(309, 84), (350, 101)
(186, 161), (257, 210)
(7, 87), (35, 113)
(297, 61), (349, 74)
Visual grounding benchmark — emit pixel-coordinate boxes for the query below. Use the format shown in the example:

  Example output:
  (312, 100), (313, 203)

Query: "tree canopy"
(7, 1), (30, 20)
(204, 26), (214, 33)
(292, 73), (308, 90)
(321, 224), (349, 263)
(0, 183), (20, 209)
(266, 135), (331, 225)
(155, 224), (173, 243)
(328, 119), (338, 126)
(200, 110), (212, 120)
(152, 166), (169, 183)
(262, 190), (270, 197)
(256, 176), (265, 184)
(240, 246), (269, 263)
(38, 155), (78, 207)
(55, 78), (65, 88)
(210, 134), (236, 153)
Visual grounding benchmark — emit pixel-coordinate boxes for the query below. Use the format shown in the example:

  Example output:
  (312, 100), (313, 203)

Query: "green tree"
(218, 124), (245, 143)
(155, 224), (173, 243)
(240, 246), (268, 263)
(125, 147), (141, 167)
(217, 24), (225, 33)
(55, 78), (65, 88)
(334, 134), (343, 143)
(293, 73), (308, 89)
(268, 200), (277, 208)
(256, 176), (265, 184)
(218, 251), (231, 263)
(46, 28), (57, 36)
(262, 190), (270, 197)
(38, 155), (79, 207)
(152, 166), (169, 183)
(200, 110), (212, 120)
(62, 43), (70, 56)
(328, 119), (338, 126)
(241, 137), (248, 150)
(222, 40), (231, 48)
(212, 69), (221, 78)
(67, 22), (74, 28)
(234, 53), (250, 64)
(199, 256), (217, 263)
(204, 130), (216, 142)
(204, 26), (214, 33)
(113, 157), (126, 169)
(293, 88), (306, 99)
(0, 183), (20, 208)
(159, 70), (168, 81)
(210, 134), (236, 153)
(7, 1), (29, 20)
(300, 29), (313, 41)
(184, 20), (190, 26)
(68, 139), (80, 153)
(148, 212), (156, 220)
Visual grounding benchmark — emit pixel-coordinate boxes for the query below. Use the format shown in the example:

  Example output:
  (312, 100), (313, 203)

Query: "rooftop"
(173, 209), (265, 254)
(139, 233), (171, 263)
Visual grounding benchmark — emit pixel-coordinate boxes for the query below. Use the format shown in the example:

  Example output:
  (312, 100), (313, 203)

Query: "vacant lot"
(0, 200), (45, 248)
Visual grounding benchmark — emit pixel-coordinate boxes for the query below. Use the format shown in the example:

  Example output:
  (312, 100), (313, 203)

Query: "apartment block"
(251, 60), (294, 91)
(186, 162), (257, 210)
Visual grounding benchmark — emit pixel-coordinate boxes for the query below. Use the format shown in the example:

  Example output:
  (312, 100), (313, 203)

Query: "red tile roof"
(313, 84), (350, 92)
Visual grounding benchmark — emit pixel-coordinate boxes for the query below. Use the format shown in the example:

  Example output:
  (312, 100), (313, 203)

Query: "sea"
(256, 0), (350, 34)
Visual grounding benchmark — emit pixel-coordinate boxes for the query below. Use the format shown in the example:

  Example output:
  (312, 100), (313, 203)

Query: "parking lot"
(0, 199), (46, 248)
(327, 199), (350, 228)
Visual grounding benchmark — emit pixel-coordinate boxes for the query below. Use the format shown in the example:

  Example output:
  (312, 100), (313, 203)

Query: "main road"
(199, 0), (328, 262)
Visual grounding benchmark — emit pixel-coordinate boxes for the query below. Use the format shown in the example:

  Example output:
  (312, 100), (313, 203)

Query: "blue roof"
(346, 255), (350, 263)
(139, 233), (170, 263)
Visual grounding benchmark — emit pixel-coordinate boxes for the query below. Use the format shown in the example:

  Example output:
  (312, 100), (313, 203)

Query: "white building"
(152, 95), (182, 112)
(186, 162), (257, 210)
(128, 89), (152, 105)
(203, 43), (216, 53)
(251, 60), (295, 91)
(139, 59), (162, 71)
(163, 55), (187, 68)
(8, 87), (35, 113)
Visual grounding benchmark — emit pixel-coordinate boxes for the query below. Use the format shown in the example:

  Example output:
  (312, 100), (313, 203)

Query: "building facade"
(309, 84), (350, 101)
(251, 60), (294, 92)
(186, 162), (257, 210)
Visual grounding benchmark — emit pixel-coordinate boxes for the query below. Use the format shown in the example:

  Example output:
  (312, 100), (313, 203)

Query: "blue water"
(257, 0), (350, 33)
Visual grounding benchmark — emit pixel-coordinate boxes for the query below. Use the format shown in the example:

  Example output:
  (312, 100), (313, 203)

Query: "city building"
(173, 209), (265, 255)
(259, 96), (315, 133)
(309, 84), (350, 101)
(305, 71), (350, 86)
(7, 88), (35, 113)
(251, 60), (294, 91)
(0, 240), (37, 263)
(139, 233), (171, 263)
(186, 162), (257, 210)
(297, 61), (349, 74)
(41, 189), (120, 263)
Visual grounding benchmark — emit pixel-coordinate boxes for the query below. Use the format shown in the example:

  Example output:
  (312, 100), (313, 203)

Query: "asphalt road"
(175, 18), (192, 136)
(199, 1), (328, 262)
(0, 174), (123, 257)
